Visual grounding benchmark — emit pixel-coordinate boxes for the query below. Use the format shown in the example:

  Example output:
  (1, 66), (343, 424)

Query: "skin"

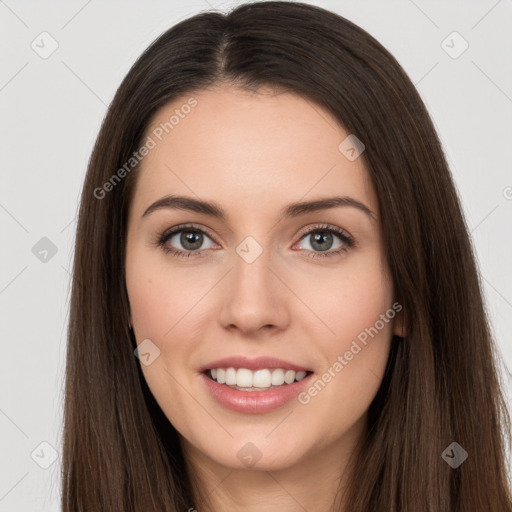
(125, 84), (405, 512)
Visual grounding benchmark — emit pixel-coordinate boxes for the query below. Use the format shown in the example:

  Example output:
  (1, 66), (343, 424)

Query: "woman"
(62, 1), (512, 510)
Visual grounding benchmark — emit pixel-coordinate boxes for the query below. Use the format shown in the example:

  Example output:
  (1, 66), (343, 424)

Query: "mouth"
(200, 366), (315, 414)
(202, 367), (315, 392)
(198, 356), (315, 412)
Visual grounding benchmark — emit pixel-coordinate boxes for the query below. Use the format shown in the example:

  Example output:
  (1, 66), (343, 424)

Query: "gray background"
(1, 0), (511, 509)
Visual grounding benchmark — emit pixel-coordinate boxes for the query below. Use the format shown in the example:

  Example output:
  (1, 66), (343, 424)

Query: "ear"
(393, 308), (406, 338)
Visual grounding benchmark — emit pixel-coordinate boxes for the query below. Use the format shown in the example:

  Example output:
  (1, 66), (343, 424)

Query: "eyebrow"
(141, 194), (376, 222)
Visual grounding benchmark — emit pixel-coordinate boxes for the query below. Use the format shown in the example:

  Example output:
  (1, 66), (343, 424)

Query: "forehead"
(132, 85), (378, 219)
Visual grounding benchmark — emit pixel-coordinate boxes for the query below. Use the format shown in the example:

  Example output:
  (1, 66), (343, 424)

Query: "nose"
(217, 245), (290, 336)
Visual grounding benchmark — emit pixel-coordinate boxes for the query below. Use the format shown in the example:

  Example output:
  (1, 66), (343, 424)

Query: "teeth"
(284, 370), (295, 384)
(237, 368), (253, 387)
(208, 367), (310, 388)
(253, 369), (271, 387)
(271, 369), (285, 386)
(295, 371), (307, 381)
(216, 368), (226, 384)
(225, 367), (237, 385)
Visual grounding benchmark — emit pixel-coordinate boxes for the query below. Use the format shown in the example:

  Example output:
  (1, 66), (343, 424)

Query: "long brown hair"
(62, 1), (512, 510)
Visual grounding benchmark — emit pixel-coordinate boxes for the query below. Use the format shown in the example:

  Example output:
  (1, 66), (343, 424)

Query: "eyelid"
(161, 222), (220, 244)
(294, 223), (352, 241)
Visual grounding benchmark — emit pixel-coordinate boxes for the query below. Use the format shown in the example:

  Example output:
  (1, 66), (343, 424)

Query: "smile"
(206, 367), (311, 390)
(200, 368), (315, 414)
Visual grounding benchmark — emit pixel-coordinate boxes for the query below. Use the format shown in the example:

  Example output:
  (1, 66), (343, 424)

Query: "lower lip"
(200, 371), (314, 414)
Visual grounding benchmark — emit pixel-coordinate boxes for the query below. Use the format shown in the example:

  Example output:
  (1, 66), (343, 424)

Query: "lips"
(200, 371), (315, 414)
(198, 355), (311, 373)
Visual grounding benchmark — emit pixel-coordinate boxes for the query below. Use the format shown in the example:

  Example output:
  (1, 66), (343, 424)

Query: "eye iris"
(181, 231), (203, 250)
(311, 231), (333, 252)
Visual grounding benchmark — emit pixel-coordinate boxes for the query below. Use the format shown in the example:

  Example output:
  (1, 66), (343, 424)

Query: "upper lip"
(199, 356), (312, 373)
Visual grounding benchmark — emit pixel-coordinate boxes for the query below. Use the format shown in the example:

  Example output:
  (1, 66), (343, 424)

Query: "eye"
(154, 224), (218, 258)
(153, 223), (356, 259)
(293, 224), (355, 259)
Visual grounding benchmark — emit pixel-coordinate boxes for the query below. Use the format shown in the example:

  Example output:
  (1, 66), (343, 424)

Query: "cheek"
(305, 254), (394, 345)
(125, 247), (207, 391)
(296, 256), (394, 427)
(125, 249), (200, 428)
(125, 242), (192, 337)
(127, 276), (170, 337)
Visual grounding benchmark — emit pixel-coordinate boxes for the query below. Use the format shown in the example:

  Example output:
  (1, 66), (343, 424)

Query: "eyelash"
(152, 223), (356, 260)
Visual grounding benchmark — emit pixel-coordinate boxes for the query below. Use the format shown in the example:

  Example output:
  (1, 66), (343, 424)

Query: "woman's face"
(125, 84), (403, 473)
